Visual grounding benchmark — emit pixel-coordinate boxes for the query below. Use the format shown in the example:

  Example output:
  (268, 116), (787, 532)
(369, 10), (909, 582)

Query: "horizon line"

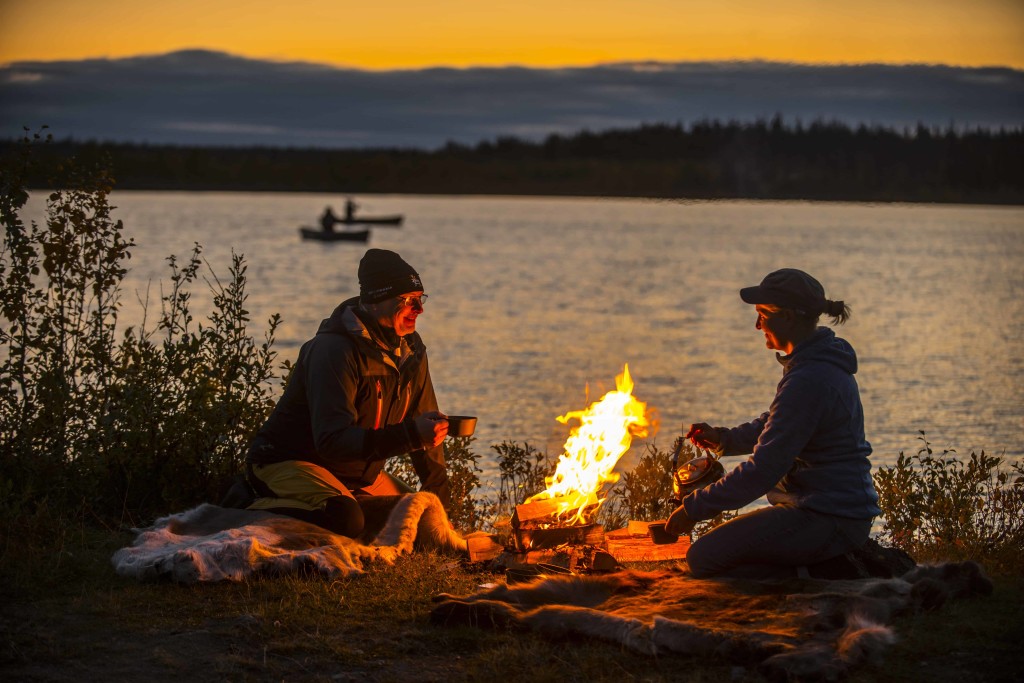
(10, 118), (1021, 154)
(4, 47), (1023, 74)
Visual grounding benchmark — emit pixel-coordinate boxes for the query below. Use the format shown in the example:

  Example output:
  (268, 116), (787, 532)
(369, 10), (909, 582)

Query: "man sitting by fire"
(665, 268), (881, 579)
(224, 249), (451, 538)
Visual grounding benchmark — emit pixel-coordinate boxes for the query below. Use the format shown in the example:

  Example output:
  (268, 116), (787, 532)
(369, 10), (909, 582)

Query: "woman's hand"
(665, 504), (696, 536)
(685, 422), (721, 450)
(414, 411), (449, 448)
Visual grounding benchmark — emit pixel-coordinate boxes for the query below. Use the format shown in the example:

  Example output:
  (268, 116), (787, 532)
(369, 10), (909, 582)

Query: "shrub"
(97, 246), (281, 518)
(600, 442), (676, 529)
(490, 440), (555, 519)
(874, 432), (1024, 574)
(1, 130), (281, 525)
(1, 130), (130, 520)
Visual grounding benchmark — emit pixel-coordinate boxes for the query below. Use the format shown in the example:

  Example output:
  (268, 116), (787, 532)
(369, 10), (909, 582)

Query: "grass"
(2, 519), (1022, 683)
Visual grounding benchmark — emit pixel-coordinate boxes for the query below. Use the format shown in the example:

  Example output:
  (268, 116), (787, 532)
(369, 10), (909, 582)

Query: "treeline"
(6, 119), (1023, 203)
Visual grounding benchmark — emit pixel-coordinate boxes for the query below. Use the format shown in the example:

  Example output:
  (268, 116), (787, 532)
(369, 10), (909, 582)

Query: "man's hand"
(685, 422), (721, 450)
(414, 411), (448, 448)
(665, 504), (696, 536)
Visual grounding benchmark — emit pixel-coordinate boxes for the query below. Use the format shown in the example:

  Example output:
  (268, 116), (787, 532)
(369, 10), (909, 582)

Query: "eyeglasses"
(756, 307), (784, 325)
(396, 294), (428, 309)
(757, 307), (806, 324)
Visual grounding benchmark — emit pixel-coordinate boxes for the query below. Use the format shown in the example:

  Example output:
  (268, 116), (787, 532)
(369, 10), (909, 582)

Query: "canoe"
(299, 226), (371, 242)
(338, 214), (403, 226)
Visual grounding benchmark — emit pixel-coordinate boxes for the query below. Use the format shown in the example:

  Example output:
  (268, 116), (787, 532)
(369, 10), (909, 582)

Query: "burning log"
(511, 493), (604, 553)
(514, 523), (606, 552)
(513, 492), (599, 527)
(504, 542), (616, 574)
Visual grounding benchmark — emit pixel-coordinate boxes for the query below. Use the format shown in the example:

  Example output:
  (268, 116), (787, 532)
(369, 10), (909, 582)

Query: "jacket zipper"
(374, 380), (383, 430)
(397, 383), (411, 422)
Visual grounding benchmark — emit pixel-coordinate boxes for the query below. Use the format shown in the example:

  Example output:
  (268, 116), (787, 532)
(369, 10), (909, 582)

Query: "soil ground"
(3, 528), (1022, 682)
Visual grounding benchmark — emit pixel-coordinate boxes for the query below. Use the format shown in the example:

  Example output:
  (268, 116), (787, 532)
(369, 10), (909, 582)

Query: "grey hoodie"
(682, 327), (880, 521)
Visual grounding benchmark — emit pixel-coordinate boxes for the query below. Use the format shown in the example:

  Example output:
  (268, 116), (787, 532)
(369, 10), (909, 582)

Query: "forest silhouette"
(6, 118), (1022, 204)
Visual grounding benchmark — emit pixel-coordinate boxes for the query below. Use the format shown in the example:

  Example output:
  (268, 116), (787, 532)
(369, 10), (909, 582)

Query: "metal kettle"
(669, 434), (725, 506)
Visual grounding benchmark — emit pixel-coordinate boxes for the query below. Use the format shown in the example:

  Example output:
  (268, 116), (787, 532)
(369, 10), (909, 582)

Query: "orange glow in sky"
(1, 0), (1022, 69)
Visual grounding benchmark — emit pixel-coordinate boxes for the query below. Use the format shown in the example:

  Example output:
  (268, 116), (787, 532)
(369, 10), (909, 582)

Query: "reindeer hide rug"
(112, 492), (465, 583)
(431, 561), (992, 680)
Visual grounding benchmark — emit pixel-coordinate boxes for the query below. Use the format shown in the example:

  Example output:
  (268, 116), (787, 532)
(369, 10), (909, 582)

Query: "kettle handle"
(669, 434), (688, 507)
(670, 434), (686, 472)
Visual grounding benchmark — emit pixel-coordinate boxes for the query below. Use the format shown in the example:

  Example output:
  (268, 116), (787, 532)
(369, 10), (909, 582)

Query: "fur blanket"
(431, 561), (993, 681)
(112, 492), (465, 583)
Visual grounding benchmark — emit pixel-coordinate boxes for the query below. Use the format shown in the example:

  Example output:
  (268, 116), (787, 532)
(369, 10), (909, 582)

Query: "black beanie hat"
(358, 249), (423, 303)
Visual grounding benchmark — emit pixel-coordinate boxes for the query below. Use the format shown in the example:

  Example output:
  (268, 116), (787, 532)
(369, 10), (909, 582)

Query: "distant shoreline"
(6, 120), (1023, 205)
(21, 187), (1024, 208)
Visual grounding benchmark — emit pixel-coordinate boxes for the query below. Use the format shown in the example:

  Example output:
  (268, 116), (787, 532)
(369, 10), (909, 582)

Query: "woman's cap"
(358, 249), (423, 303)
(740, 268), (826, 315)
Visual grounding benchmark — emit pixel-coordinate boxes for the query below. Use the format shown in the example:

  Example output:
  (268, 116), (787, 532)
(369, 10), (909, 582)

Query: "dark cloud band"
(2, 50), (1021, 148)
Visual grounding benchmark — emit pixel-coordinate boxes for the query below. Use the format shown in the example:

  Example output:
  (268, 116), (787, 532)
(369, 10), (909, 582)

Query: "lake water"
(20, 192), (1024, 488)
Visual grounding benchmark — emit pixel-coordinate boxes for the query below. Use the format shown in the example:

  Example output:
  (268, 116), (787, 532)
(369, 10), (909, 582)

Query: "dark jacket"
(682, 327), (880, 521)
(248, 297), (449, 506)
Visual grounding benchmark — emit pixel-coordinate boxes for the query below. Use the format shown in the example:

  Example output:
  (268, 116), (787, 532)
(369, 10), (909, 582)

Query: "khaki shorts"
(247, 460), (414, 512)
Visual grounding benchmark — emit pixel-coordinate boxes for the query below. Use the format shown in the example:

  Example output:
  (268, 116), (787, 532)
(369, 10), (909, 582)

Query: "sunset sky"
(2, 0), (1023, 69)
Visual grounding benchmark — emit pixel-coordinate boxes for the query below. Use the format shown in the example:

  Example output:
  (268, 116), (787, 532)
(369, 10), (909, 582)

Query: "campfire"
(521, 364), (650, 527)
(463, 364), (691, 573)
(508, 365), (651, 559)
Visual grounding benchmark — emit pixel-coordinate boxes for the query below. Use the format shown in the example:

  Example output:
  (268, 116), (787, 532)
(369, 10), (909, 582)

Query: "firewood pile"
(465, 493), (690, 580)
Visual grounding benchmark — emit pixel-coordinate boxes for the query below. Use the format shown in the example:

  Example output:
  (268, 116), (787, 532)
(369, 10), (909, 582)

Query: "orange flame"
(525, 364), (650, 526)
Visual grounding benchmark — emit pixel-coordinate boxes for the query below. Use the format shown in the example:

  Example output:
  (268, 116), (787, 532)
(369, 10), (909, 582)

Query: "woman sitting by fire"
(665, 268), (881, 579)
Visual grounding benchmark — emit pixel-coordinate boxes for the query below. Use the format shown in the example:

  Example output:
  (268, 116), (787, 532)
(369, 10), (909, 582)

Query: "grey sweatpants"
(686, 503), (873, 579)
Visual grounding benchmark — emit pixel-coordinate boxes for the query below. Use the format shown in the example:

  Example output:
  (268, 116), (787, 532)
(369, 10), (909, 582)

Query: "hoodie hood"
(317, 296), (421, 367)
(780, 327), (858, 375)
(318, 296), (361, 336)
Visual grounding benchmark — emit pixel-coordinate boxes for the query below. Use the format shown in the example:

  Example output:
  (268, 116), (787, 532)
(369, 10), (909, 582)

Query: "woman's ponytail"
(824, 299), (851, 325)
